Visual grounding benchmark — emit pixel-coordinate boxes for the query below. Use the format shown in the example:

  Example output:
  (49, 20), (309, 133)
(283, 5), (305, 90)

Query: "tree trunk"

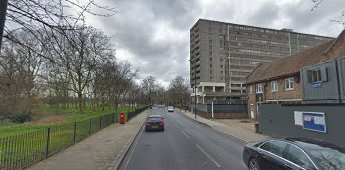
(78, 91), (83, 112)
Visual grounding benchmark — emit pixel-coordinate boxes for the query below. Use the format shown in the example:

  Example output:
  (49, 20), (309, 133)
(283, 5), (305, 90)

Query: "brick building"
(245, 29), (345, 119)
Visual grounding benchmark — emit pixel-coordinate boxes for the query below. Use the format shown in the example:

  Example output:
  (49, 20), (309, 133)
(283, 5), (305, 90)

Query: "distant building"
(245, 29), (345, 119)
(190, 19), (333, 104)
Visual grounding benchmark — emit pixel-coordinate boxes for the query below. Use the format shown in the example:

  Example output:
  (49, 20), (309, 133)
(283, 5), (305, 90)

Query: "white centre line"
(195, 144), (222, 168)
(180, 130), (191, 140)
(175, 123), (191, 140)
(174, 123), (181, 129)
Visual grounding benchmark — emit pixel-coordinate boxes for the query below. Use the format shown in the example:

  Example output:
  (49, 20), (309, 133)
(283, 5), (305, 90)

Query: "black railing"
(127, 107), (147, 121)
(0, 107), (147, 170)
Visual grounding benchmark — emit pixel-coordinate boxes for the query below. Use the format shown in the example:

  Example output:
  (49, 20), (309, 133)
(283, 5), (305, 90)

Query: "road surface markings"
(180, 130), (191, 140)
(174, 123), (191, 140)
(174, 123), (181, 129)
(195, 144), (222, 168)
(124, 126), (144, 170)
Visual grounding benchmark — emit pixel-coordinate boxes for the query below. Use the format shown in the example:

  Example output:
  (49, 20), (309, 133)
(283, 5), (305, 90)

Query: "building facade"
(190, 19), (333, 104)
(245, 29), (345, 119)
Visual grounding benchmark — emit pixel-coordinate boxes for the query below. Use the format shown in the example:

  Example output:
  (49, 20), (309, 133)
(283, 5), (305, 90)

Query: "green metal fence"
(0, 107), (147, 170)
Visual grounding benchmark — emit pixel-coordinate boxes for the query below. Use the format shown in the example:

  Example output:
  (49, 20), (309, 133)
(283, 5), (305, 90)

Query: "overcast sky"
(85, 0), (345, 87)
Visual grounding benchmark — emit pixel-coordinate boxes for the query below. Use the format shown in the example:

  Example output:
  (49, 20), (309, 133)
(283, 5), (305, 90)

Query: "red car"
(145, 115), (165, 132)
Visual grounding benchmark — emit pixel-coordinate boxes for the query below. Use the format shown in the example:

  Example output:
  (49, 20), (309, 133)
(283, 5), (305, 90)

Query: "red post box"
(120, 112), (125, 124)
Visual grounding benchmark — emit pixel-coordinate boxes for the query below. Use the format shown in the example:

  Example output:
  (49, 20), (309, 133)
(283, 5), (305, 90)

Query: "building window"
(256, 84), (263, 94)
(220, 58), (223, 62)
(271, 81), (278, 92)
(308, 67), (327, 83)
(250, 86), (253, 94)
(221, 71), (223, 74)
(210, 76), (213, 80)
(210, 64), (212, 67)
(285, 78), (294, 90)
(209, 58), (212, 61)
(221, 77), (223, 80)
(220, 65), (223, 68)
(210, 70), (212, 74)
(312, 69), (321, 83)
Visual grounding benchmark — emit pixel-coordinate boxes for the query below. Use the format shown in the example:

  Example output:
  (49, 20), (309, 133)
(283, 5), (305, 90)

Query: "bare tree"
(44, 27), (114, 111)
(0, 30), (47, 118)
(311, 0), (345, 27)
(168, 76), (191, 107)
(141, 76), (160, 105)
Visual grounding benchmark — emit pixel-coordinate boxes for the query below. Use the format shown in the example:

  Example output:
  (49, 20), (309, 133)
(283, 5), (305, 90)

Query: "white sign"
(294, 111), (303, 126)
(314, 116), (325, 125)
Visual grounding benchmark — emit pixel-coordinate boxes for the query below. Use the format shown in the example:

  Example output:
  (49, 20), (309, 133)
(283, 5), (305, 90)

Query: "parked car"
(243, 138), (345, 170)
(167, 106), (174, 112)
(145, 115), (165, 132)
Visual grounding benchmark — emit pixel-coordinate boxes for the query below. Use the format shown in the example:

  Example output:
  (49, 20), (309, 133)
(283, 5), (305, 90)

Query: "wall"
(264, 76), (302, 102)
(247, 85), (257, 119)
(190, 103), (248, 119)
(301, 60), (340, 102)
(259, 104), (345, 148)
(246, 75), (303, 119)
(337, 57), (345, 103)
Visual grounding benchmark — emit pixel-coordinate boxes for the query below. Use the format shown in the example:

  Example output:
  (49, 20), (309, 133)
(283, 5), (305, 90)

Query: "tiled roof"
(246, 29), (345, 85)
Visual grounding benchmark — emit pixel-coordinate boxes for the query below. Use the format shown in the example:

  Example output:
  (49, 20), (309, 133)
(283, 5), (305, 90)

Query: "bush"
(10, 113), (32, 123)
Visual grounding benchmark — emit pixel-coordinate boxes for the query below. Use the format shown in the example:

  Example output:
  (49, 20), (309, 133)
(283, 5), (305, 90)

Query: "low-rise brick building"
(245, 29), (345, 119)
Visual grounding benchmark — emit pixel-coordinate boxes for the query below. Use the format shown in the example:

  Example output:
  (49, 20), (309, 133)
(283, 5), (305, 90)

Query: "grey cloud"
(282, 0), (344, 36)
(87, 0), (344, 86)
(247, 2), (281, 27)
(247, 0), (344, 36)
(147, 0), (200, 30)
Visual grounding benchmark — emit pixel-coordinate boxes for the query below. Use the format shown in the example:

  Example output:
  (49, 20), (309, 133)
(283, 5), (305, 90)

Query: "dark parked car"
(145, 115), (164, 132)
(243, 138), (345, 170)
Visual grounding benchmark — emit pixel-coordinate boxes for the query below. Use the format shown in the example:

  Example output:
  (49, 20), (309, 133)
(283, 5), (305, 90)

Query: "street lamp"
(189, 59), (197, 119)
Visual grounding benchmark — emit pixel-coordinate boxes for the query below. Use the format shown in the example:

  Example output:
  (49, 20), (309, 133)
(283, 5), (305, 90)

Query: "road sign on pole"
(0, 0), (8, 51)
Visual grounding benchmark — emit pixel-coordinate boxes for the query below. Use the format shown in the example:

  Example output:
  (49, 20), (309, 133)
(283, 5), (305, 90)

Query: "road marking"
(174, 123), (191, 140)
(174, 123), (180, 129)
(124, 126), (144, 170)
(180, 130), (191, 140)
(195, 144), (221, 168)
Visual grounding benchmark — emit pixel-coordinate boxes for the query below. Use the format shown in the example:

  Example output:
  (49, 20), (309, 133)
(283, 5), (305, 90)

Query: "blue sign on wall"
(303, 112), (326, 133)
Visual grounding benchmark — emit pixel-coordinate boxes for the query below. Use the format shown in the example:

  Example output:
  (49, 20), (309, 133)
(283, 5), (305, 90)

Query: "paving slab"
(26, 110), (148, 170)
(180, 110), (268, 142)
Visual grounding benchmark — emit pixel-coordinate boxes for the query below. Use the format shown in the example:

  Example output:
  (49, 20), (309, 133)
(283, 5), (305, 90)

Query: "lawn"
(0, 105), (140, 138)
(0, 106), (147, 169)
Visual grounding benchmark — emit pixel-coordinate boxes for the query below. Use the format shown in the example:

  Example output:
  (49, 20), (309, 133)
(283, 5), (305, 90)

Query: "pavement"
(179, 109), (268, 142)
(26, 110), (148, 170)
(118, 107), (249, 170)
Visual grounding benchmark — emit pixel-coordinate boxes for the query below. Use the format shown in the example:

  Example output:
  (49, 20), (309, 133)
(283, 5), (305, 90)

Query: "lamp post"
(0, 0), (8, 50)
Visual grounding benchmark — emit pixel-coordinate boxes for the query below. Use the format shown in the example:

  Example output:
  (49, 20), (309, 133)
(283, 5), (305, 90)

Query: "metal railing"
(127, 107), (147, 122)
(0, 107), (147, 170)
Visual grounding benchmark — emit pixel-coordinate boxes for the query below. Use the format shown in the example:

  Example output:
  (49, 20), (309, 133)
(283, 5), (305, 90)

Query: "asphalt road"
(118, 107), (248, 170)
